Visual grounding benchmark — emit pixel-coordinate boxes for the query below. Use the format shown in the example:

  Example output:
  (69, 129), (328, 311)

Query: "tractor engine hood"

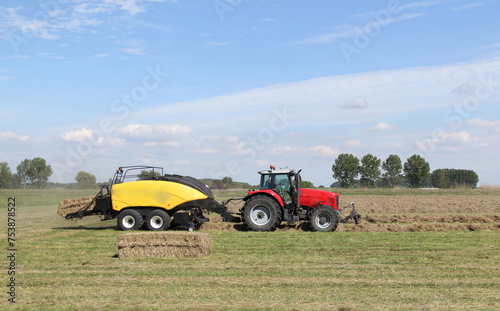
(299, 188), (340, 209)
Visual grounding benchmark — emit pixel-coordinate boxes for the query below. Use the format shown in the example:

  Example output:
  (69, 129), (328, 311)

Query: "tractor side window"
(260, 174), (270, 190)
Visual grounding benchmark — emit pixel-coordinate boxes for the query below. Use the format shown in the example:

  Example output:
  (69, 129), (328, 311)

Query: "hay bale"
(57, 196), (95, 218)
(117, 231), (212, 258)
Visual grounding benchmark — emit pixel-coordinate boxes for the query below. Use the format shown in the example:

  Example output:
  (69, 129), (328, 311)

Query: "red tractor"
(240, 166), (361, 232)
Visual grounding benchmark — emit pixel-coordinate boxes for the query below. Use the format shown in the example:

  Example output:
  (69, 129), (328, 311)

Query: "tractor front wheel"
(117, 209), (144, 231)
(242, 195), (282, 231)
(144, 209), (171, 231)
(310, 205), (339, 232)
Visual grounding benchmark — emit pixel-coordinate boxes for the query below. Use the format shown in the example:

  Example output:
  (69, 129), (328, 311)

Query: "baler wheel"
(117, 209), (144, 231)
(145, 209), (171, 231)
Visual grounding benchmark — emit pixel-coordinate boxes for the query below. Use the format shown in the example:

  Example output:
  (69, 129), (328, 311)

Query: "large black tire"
(241, 195), (282, 231)
(117, 209), (144, 231)
(144, 209), (171, 231)
(309, 205), (339, 232)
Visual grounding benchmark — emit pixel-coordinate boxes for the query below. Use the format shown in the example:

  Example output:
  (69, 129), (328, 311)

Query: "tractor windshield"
(260, 174), (291, 190)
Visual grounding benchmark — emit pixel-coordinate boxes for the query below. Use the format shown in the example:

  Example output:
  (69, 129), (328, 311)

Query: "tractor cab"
(258, 166), (302, 208)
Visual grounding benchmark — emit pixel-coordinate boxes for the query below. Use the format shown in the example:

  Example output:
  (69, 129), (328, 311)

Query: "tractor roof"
(258, 168), (294, 175)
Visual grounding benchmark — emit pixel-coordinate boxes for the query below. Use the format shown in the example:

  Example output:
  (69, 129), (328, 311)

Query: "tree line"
(0, 158), (99, 189)
(0, 158), (53, 189)
(331, 153), (479, 189)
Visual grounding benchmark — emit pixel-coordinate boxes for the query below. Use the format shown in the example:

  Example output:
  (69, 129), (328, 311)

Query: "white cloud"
(105, 137), (126, 146)
(272, 146), (293, 155)
(393, 13), (426, 22)
(363, 122), (395, 131)
(121, 48), (147, 55)
(143, 141), (181, 148)
(155, 124), (193, 136)
(466, 118), (500, 131)
(452, 82), (477, 94)
(0, 131), (29, 141)
(74, 3), (111, 15)
(199, 149), (220, 155)
(61, 128), (93, 142)
(0, 0), (174, 44)
(400, 0), (446, 10)
(446, 131), (471, 142)
(311, 145), (339, 157)
(202, 135), (224, 141)
(451, 2), (487, 11)
(93, 53), (111, 58)
(295, 1), (436, 46)
(116, 124), (192, 139)
(295, 25), (358, 45)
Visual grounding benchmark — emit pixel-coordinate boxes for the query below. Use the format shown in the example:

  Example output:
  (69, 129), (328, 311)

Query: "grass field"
(1, 188), (499, 310)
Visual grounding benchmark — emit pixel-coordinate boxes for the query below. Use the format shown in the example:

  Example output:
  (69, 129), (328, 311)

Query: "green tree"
(16, 157), (53, 188)
(0, 162), (12, 189)
(382, 154), (403, 187)
(11, 174), (21, 189)
(221, 176), (233, 188)
(16, 159), (30, 187)
(300, 180), (314, 188)
(404, 154), (430, 188)
(75, 171), (97, 189)
(332, 153), (359, 188)
(431, 169), (479, 188)
(211, 180), (224, 189)
(431, 169), (451, 189)
(359, 154), (381, 188)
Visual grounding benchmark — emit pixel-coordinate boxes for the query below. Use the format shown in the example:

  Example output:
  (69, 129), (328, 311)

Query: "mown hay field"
(205, 189), (500, 233)
(1, 188), (499, 310)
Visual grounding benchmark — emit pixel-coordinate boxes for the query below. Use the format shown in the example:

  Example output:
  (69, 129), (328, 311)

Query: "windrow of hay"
(199, 222), (238, 231)
(117, 231), (212, 258)
(337, 222), (500, 232)
(364, 214), (500, 224)
(57, 196), (95, 218)
(339, 195), (500, 214)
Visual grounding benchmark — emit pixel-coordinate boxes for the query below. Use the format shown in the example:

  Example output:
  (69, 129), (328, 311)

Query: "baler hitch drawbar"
(338, 202), (362, 224)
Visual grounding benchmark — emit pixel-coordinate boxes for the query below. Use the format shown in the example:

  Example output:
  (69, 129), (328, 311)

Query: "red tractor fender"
(243, 189), (285, 207)
(309, 201), (327, 210)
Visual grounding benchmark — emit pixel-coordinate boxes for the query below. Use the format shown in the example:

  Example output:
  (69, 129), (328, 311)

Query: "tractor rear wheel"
(310, 205), (339, 232)
(242, 195), (282, 231)
(117, 209), (144, 231)
(144, 209), (171, 231)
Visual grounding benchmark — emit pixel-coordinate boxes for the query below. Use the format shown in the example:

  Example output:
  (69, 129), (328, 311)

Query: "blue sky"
(1, 0), (499, 186)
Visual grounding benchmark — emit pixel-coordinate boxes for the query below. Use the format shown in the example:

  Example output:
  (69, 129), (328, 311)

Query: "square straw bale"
(117, 231), (212, 258)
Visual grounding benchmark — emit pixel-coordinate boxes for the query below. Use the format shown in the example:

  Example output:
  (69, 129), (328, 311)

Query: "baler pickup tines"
(65, 186), (109, 220)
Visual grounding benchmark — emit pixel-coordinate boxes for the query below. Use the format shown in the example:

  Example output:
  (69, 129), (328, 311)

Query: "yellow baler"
(65, 166), (238, 231)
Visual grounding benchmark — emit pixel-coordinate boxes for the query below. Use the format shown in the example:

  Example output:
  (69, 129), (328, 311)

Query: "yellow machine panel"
(111, 180), (208, 212)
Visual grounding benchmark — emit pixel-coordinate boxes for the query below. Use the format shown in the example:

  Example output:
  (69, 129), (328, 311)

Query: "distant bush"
(431, 169), (479, 189)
